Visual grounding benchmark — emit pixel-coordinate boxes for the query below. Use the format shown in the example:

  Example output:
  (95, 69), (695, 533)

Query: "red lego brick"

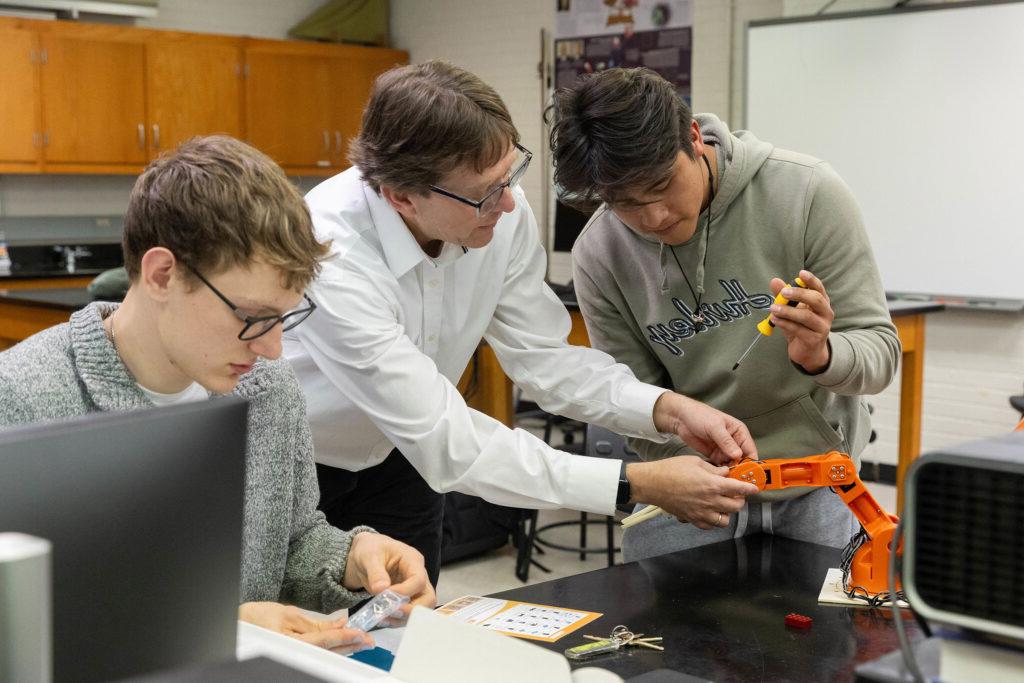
(784, 613), (812, 629)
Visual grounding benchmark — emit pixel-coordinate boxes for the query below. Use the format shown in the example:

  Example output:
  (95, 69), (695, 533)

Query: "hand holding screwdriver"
(733, 270), (834, 372)
(732, 276), (806, 370)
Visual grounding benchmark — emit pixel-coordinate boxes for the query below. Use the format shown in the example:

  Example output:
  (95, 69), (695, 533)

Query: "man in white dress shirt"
(284, 61), (759, 582)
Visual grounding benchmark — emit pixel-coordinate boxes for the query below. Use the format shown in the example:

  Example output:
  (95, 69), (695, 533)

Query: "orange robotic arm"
(729, 452), (900, 601)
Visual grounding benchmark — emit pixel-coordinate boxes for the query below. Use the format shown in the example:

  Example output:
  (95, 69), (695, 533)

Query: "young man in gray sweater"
(0, 136), (433, 650)
(548, 68), (900, 561)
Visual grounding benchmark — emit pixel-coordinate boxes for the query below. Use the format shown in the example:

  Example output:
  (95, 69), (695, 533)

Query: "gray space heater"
(903, 431), (1024, 644)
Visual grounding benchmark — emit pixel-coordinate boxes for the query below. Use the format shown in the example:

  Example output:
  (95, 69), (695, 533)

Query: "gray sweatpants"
(622, 486), (860, 563)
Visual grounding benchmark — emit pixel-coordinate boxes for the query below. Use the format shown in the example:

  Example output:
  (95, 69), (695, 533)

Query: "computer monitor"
(0, 399), (249, 683)
(548, 200), (595, 285)
(551, 199), (594, 253)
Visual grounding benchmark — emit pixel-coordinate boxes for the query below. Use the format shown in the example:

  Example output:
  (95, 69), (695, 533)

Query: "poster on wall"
(554, 0), (693, 101)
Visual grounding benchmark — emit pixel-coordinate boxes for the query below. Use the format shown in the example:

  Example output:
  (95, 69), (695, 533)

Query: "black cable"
(668, 152), (716, 331)
(913, 609), (933, 639)
(816, 0), (840, 15)
(840, 528), (906, 607)
(669, 246), (704, 326)
(889, 519), (925, 683)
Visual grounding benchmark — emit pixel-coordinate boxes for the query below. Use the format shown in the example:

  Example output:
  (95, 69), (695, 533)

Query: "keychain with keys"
(564, 625), (664, 661)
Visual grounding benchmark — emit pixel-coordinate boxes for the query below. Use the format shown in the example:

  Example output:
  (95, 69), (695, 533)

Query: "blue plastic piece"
(350, 646), (395, 671)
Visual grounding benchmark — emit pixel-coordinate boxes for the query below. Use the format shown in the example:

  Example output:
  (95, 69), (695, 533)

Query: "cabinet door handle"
(43, 132), (49, 147)
(137, 123), (146, 150)
(334, 131), (343, 155)
(33, 132), (40, 147)
(39, 48), (47, 65)
(322, 130), (330, 153)
(152, 124), (161, 150)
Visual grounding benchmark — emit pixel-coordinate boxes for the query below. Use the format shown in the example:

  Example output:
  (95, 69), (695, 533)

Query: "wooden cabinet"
(146, 34), (244, 157)
(39, 32), (147, 169)
(245, 41), (406, 174)
(327, 48), (406, 167)
(0, 28), (42, 171)
(0, 16), (407, 176)
(245, 43), (334, 172)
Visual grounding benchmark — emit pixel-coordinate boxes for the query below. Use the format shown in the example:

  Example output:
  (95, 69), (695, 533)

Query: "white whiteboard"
(746, 2), (1024, 303)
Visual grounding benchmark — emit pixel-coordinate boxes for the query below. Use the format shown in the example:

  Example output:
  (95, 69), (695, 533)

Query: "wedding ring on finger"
(717, 512), (725, 526)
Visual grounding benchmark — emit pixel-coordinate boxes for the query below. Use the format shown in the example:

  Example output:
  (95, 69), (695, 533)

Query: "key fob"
(564, 638), (621, 660)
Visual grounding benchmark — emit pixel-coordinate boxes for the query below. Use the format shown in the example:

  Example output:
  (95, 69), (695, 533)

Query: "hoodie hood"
(698, 113), (775, 214)
(617, 114), (775, 294)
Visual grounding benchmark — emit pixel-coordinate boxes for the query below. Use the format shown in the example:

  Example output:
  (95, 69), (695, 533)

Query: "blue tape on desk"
(350, 646), (395, 671)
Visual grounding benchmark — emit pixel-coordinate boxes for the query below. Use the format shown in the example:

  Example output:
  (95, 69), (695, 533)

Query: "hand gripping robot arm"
(729, 452), (902, 605)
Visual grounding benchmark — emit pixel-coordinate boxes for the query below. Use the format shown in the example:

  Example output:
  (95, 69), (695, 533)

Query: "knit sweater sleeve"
(0, 370), (35, 427)
(280, 396), (374, 612)
(800, 162), (901, 395)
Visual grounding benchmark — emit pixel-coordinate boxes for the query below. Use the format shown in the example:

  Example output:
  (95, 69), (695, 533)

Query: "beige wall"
(137, 0), (325, 38)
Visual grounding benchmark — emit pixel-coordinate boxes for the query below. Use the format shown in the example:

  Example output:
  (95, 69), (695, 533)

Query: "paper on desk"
(371, 625), (406, 653)
(236, 620), (396, 682)
(436, 595), (602, 643)
(392, 606), (622, 683)
(817, 567), (908, 607)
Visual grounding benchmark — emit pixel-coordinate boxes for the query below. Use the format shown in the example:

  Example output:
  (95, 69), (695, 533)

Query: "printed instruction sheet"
(436, 595), (602, 643)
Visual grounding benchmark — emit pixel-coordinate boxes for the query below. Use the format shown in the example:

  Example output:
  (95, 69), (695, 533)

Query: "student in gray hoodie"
(0, 136), (434, 650)
(548, 68), (900, 561)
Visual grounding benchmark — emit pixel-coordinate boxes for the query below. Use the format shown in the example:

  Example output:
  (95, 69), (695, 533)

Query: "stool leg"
(579, 512), (587, 561)
(515, 510), (536, 582)
(606, 515), (615, 567)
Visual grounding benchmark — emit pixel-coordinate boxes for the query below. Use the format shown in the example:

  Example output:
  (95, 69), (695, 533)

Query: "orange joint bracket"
(728, 452), (900, 597)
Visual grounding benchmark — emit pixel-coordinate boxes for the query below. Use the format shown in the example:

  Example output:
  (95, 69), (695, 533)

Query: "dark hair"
(546, 67), (694, 210)
(123, 135), (329, 291)
(349, 60), (520, 194)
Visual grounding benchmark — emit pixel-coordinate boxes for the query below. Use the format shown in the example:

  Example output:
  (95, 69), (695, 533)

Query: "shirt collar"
(363, 182), (469, 278)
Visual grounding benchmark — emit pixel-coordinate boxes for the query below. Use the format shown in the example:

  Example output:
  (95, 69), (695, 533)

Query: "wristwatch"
(616, 460), (632, 506)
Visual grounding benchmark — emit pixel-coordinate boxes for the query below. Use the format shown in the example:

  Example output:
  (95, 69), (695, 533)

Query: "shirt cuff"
(809, 333), (855, 388)
(561, 454), (621, 516)
(614, 382), (671, 442)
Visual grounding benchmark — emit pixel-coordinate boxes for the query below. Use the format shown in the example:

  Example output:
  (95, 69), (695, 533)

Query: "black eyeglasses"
(185, 265), (317, 341)
(429, 143), (533, 217)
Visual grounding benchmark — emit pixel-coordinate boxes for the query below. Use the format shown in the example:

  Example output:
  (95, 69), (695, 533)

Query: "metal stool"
(516, 424), (639, 582)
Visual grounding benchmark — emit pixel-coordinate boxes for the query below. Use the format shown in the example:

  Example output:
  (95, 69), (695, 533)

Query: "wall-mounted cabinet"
(0, 28), (42, 170)
(329, 48), (408, 168)
(39, 31), (148, 170)
(146, 33), (245, 157)
(245, 44), (334, 172)
(0, 17), (407, 176)
(245, 39), (405, 175)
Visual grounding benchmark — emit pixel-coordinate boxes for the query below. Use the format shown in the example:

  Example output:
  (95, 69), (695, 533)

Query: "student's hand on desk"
(652, 392), (758, 465)
(627, 456), (759, 529)
(768, 270), (834, 374)
(238, 602), (373, 653)
(343, 531), (437, 624)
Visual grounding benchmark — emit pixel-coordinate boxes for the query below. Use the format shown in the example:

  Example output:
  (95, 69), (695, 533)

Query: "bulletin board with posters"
(554, 0), (693, 102)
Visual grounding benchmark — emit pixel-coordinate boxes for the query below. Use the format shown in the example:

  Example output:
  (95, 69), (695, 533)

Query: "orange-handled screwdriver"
(731, 277), (807, 371)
